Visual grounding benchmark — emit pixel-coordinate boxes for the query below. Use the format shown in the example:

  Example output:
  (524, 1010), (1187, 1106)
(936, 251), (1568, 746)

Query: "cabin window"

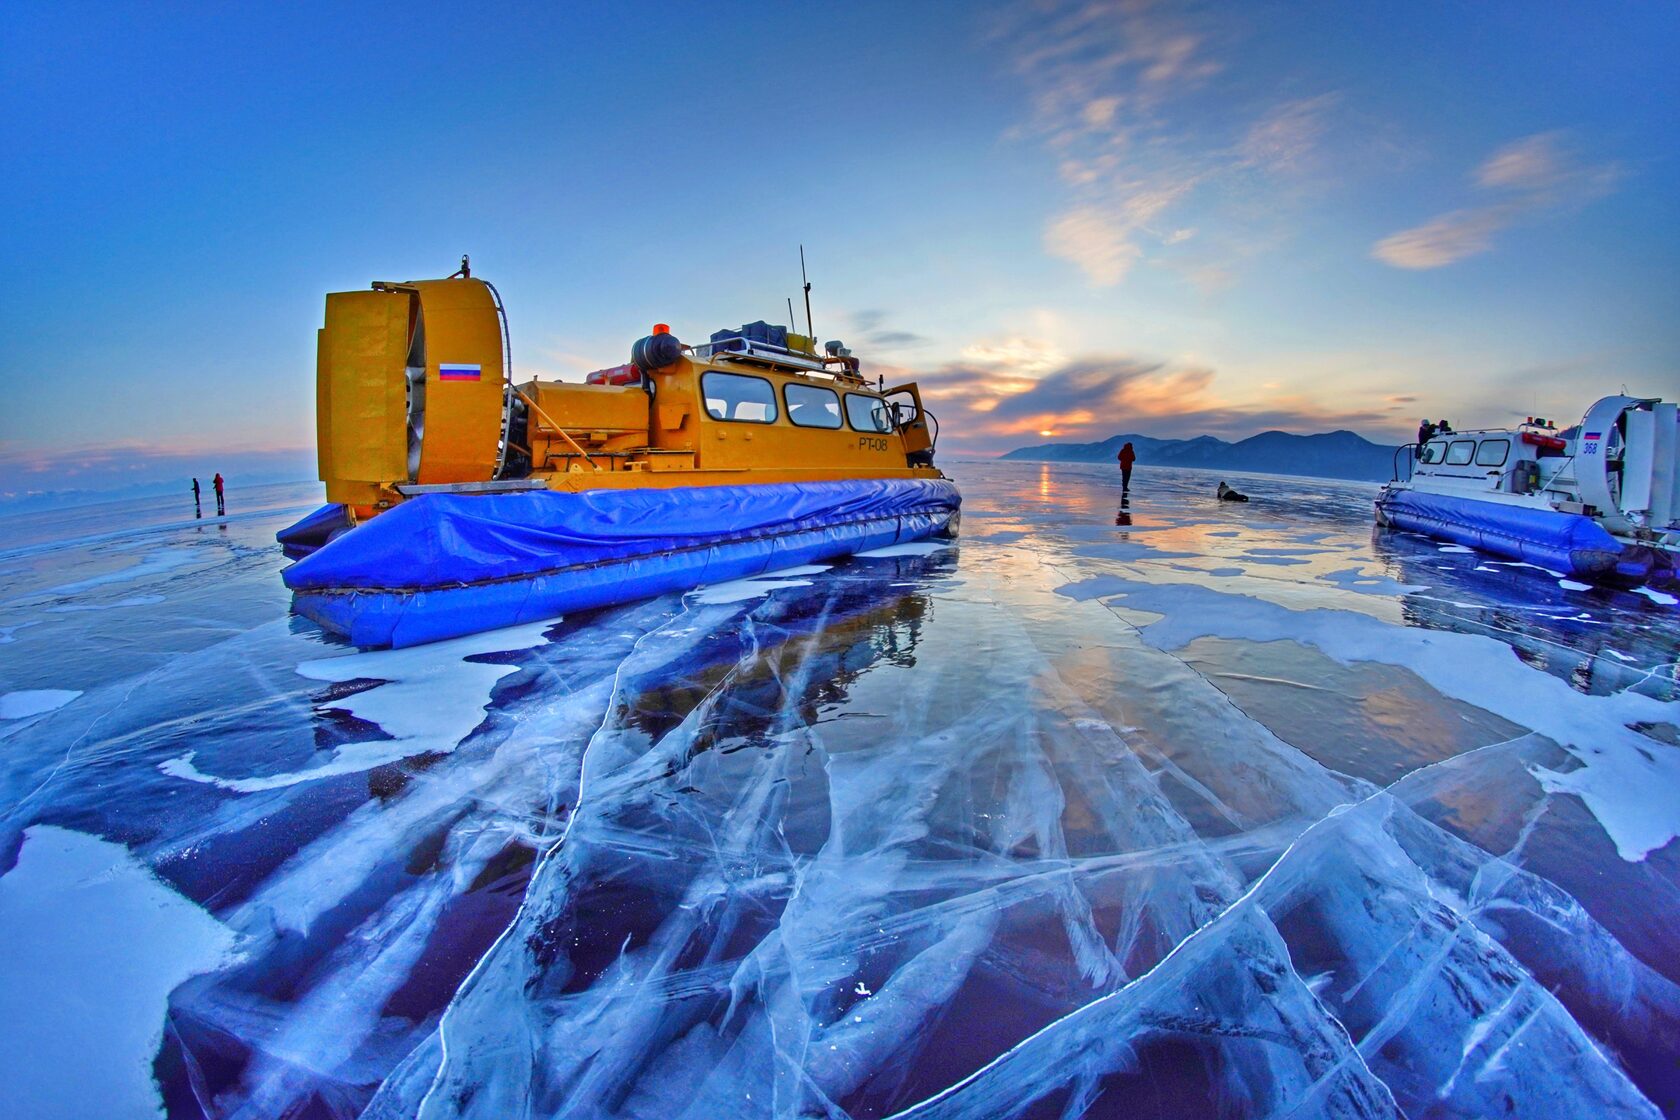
(1475, 439), (1510, 467)
(845, 393), (893, 433)
(1446, 439), (1476, 466)
(784, 383), (843, 429)
(701, 372), (779, 423)
(1420, 440), (1447, 464)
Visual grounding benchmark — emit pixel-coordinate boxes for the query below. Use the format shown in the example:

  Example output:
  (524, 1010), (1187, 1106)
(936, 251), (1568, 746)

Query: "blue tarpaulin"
(1375, 488), (1657, 582)
(283, 478), (960, 647)
(275, 502), (352, 560)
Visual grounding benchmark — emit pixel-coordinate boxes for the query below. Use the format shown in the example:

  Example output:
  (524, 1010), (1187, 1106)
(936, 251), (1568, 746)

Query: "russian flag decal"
(439, 363), (482, 381)
(1583, 431), (1601, 440)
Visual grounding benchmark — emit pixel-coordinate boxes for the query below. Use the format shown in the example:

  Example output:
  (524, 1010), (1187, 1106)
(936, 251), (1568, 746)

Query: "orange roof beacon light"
(653, 323), (671, 335)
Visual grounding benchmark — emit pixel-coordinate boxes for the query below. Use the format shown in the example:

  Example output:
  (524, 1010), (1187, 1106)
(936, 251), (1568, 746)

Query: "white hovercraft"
(1376, 395), (1678, 590)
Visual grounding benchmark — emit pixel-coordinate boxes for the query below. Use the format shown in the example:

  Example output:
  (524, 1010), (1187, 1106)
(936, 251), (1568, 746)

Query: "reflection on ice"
(0, 467), (1677, 1118)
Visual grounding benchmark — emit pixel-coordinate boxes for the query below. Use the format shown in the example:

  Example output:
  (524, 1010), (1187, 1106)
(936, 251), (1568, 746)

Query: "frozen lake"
(2, 461), (1678, 1119)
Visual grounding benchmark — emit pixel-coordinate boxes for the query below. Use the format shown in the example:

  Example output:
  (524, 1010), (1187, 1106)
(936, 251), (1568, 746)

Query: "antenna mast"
(788, 297), (797, 333)
(800, 245), (814, 340)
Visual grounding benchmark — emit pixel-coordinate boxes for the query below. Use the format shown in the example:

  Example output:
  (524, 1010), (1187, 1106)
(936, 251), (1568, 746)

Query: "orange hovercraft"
(277, 259), (959, 647)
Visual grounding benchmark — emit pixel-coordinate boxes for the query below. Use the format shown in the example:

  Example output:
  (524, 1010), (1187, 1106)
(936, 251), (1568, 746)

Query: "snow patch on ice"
(1320, 568), (1427, 596)
(0, 826), (237, 1120)
(853, 541), (955, 559)
(0, 689), (81, 719)
(1489, 560), (1567, 578)
(1438, 544), (1475, 554)
(1094, 577), (1680, 860)
(160, 621), (554, 791)
(1559, 580), (1592, 592)
(1633, 587), (1678, 606)
(47, 547), (198, 595)
(689, 564), (831, 604)
(1052, 576), (1135, 601)
(1530, 747), (1680, 864)
(1075, 540), (1199, 562)
(46, 594), (166, 613)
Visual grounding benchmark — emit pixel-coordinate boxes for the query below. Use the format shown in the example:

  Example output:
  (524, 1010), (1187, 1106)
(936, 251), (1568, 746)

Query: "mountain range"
(999, 430), (1401, 482)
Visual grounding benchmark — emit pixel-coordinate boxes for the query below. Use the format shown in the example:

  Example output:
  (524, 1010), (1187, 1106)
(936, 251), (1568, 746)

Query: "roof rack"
(695, 339), (832, 374)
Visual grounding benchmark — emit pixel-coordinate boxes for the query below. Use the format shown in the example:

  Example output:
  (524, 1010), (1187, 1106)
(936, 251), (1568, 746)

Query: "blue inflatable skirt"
(1375, 488), (1668, 586)
(281, 478), (961, 647)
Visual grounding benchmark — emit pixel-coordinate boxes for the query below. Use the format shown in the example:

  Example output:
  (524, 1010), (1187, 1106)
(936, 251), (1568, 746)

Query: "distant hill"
(999, 430), (1400, 482)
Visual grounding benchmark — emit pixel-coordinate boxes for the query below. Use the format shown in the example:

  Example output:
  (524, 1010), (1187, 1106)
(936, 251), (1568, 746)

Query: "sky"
(2, 0), (1677, 499)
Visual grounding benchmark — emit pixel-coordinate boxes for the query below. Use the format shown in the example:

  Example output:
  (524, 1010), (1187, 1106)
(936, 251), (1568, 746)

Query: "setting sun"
(1038, 429), (1054, 437)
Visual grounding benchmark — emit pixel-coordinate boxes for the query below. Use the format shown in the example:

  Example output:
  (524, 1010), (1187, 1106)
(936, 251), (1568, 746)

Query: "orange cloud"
(1373, 131), (1622, 269)
(905, 351), (1404, 455)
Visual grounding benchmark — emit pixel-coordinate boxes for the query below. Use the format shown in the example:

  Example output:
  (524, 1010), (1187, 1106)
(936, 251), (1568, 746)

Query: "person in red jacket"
(1117, 442), (1136, 492)
(213, 472), (225, 516)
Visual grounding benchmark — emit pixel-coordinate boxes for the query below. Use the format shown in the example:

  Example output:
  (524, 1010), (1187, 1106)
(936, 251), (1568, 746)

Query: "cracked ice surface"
(1, 465), (1678, 1119)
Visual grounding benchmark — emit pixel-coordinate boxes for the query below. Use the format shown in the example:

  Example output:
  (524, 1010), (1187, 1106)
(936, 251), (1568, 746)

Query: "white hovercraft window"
(702, 372), (779, 423)
(1446, 440), (1476, 466)
(1420, 440), (1448, 464)
(845, 393), (894, 433)
(785, 383), (843, 429)
(1475, 439), (1510, 467)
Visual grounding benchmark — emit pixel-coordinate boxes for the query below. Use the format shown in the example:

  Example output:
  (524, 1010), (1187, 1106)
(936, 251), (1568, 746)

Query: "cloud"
(907, 348), (1401, 455)
(1238, 95), (1339, 173)
(1042, 182), (1195, 285)
(868, 330), (927, 348)
(1372, 207), (1508, 269)
(998, 1), (1342, 289)
(1044, 206), (1146, 285)
(1475, 131), (1569, 191)
(1373, 131), (1622, 269)
(847, 309), (928, 351)
(959, 335), (1066, 375)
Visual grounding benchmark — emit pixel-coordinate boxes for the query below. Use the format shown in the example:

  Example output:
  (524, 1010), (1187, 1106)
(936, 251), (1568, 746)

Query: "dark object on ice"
(1117, 441), (1136, 492)
(1218, 481), (1250, 502)
(192, 477), (202, 519)
(213, 472), (226, 516)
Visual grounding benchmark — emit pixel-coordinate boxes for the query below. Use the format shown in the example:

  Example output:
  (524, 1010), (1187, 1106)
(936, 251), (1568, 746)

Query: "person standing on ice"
(1117, 442), (1136, 492)
(213, 472), (225, 516)
(191, 477), (202, 519)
